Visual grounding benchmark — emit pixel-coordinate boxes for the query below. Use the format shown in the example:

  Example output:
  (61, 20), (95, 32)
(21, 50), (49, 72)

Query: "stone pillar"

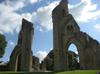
(52, 0), (69, 71)
(9, 18), (34, 72)
(20, 19), (34, 71)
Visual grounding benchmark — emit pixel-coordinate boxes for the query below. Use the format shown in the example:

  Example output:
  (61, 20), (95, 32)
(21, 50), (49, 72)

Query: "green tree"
(0, 33), (7, 58)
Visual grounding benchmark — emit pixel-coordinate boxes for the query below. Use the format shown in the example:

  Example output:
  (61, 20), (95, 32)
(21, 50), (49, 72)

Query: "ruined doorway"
(67, 43), (80, 70)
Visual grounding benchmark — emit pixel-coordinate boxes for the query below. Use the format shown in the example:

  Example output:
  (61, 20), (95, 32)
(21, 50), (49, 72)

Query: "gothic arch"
(52, 0), (100, 71)
(63, 32), (88, 69)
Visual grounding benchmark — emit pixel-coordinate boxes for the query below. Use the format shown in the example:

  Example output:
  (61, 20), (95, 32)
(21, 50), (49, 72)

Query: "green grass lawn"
(0, 70), (99, 74)
(55, 70), (100, 74)
(0, 72), (52, 74)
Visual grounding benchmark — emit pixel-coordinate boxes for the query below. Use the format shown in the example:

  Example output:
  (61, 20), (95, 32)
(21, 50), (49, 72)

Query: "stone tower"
(52, 0), (69, 71)
(9, 18), (34, 71)
(52, 0), (100, 71)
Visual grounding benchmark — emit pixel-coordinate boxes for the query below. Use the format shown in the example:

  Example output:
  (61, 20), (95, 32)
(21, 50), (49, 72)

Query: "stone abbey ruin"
(9, 19), (34, 71)
(0, 0), (100, 72)
(53, 0), (100, 71)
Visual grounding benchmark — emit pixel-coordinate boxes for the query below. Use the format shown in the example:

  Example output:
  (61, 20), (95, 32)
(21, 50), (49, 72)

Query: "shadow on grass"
(26, 72), (54, 74)
(0, 71), (55, 74)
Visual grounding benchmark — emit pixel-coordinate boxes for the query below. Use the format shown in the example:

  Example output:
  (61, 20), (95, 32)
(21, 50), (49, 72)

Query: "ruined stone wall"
(52, 0), (100, 71)
(9, 19), (34, 71)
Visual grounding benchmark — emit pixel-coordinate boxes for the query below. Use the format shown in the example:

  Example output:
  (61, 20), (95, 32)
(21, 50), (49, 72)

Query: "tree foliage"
(0, 33), (7, 58)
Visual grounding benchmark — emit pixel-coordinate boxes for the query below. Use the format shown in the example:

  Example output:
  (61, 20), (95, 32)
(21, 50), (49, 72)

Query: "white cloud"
(94, 24), (100, 32)
(32, 1), (59, 31)
(0, 6), (22, 34)
(35, 25), (44, 32)
(50, 48), (53, 51)
(0, 0), (100, 33)
(22, 13), (32, 22)
(32, 0), (100, 31)
(75, 50), (78, 54)
(69, 0), (100, 22)
(0, 1), (33, 34)
(0, 31), (3, 34)
(9, 40), (15, 46)
(34, 50), (48, 63)
(29, 0), (38, 4)
(4, 0), (39, 10)
(4, 0), (25, 10)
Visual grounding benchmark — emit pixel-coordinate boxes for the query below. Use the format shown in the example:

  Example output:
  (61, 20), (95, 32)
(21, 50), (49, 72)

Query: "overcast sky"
(0, 0), (100, 63)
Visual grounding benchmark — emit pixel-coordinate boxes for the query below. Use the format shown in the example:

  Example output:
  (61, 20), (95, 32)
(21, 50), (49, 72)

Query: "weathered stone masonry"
(52, 0), (100, 71)
(9, 19), (34, 71)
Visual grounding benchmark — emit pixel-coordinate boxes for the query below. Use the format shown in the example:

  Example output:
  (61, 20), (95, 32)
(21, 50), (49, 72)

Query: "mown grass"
(0, 71), (53, 74)
(55, 70), (100, 74)
(0, 72), (52, 74)
(0, 70), (99, 74)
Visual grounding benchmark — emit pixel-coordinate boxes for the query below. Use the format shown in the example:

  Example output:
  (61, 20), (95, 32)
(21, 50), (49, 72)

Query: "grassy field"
(0, 72), (52, 74)
(0, 70), (99, 74)
(55, 70), (100, 74)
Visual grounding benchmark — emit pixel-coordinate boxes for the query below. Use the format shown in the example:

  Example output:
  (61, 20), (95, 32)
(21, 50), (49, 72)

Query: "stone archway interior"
(67, 43), (80, 70)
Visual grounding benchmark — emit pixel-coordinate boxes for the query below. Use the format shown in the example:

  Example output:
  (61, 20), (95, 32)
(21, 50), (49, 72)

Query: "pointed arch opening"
(67, 43), (80, 70)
